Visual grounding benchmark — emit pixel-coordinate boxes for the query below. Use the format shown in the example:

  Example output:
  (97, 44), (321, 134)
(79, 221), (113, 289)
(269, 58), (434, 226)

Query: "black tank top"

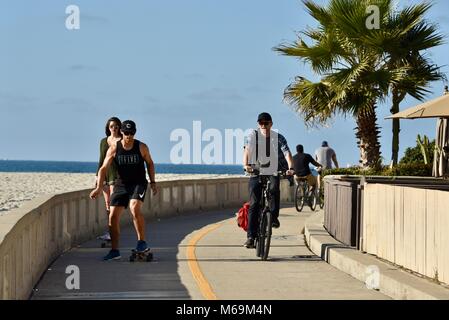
(114, 140), (146, 184)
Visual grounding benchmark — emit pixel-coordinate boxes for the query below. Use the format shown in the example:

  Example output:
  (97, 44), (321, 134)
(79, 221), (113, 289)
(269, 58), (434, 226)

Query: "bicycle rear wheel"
(319, 186), (324, 209)
(295, 184), (305, 212)
(309, 189), (317, 211)
(261, 210), (272, 261)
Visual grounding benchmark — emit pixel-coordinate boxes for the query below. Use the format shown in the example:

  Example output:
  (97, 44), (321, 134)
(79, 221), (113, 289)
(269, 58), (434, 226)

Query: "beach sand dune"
(0, 172), (240, 215)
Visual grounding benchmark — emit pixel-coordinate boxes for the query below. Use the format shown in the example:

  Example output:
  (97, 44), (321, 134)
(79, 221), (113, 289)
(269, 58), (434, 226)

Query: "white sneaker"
(97, 232), (111, 241)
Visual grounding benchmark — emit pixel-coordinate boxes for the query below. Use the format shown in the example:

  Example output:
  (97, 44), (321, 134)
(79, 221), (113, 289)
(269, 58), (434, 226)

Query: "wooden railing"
(323, 175), (449, 285)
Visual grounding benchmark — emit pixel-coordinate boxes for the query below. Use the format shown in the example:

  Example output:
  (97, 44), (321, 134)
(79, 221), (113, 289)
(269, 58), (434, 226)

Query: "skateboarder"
(96, 116), (122, 243)
(90, 120), (158, 260)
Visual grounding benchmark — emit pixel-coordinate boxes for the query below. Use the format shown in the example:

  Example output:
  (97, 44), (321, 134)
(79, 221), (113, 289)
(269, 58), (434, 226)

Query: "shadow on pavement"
(31, 209), (236, 300)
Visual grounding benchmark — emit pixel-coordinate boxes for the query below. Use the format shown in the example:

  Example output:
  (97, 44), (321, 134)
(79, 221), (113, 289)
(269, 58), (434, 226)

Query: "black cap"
(257, 112), (272, 122)
(121, 120), (136, 134)
(322, 141), (328, 147)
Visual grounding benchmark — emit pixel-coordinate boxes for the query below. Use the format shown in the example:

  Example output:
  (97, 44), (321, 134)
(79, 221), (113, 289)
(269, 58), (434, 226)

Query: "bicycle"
(318, 182), (324, 209)
(316, 168), (324, 209)
(294, 176), (319, 212)
(244, 167), (289, 261)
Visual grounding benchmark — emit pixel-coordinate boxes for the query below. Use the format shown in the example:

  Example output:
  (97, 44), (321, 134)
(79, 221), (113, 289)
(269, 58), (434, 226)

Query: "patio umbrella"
(386, 88), (449, 177)
(433, 117), (449, 177)
(385, 92), (449, 119)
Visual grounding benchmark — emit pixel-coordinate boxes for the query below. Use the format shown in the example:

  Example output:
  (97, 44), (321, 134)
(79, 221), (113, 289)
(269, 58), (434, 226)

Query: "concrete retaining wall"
(0, 177), (294, 300)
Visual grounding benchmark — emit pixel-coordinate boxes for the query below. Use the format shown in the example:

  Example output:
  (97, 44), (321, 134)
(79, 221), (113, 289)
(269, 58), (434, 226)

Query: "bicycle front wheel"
(295, 184), (305, 212)
(256, 213), (264, 258)
(261, 210), (272, 261)
(255, 235), (262, 257)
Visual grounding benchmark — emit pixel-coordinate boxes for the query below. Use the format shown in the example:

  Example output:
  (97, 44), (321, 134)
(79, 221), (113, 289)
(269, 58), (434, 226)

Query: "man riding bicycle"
(292, 144), (322, 195)
(242, 112), (294, 249)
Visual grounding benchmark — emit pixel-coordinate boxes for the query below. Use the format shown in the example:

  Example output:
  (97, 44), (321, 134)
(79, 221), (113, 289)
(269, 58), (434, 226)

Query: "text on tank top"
(114, 140), (146, 184)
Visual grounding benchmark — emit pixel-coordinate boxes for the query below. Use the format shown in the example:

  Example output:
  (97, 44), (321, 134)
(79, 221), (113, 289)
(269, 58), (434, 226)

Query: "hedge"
(321, 163), (432, 177)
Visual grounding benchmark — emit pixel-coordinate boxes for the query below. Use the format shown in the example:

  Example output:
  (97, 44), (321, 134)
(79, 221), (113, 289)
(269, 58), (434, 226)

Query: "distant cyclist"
(315, 141), (339, 170)
(242, 112), (295, 249)
(293, 144), (322, 195)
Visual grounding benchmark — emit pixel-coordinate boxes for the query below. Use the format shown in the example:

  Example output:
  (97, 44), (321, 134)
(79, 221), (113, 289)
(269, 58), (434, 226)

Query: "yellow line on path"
(187, 223), (222, 300)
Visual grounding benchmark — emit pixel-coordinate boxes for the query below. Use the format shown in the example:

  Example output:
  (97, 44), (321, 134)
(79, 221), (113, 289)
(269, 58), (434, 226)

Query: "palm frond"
(283, 77), (337, 126)
(302, 0), (333, 29)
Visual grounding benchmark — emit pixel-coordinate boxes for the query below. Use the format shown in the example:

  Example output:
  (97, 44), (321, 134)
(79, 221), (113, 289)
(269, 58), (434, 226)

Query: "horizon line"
(0, 159), (242, 166)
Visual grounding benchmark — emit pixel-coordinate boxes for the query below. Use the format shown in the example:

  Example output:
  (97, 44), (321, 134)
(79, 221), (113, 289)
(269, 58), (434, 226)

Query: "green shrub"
(322, 163), (432, 178)
(321, 134), (435, 178)
(321, 167), (360, 176)
(383, 163), (432, 176)
(400, 136), (435, 165)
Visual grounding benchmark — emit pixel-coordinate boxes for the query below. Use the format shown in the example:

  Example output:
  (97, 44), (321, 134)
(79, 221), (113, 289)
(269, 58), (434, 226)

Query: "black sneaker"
(244, 238), (255, 248)
(272, 217), (280, 229)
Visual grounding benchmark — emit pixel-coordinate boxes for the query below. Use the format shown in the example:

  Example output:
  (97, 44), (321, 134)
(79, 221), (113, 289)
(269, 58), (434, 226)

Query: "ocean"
(0, 160), (243, 175)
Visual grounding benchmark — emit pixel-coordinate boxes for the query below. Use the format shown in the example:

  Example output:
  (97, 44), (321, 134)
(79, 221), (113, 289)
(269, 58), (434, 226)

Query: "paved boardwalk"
(32, 207), (388, 300)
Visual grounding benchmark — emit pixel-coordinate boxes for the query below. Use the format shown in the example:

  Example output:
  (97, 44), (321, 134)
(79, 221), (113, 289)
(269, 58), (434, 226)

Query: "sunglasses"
(122, 131), (135, 136)
(109, 125), (119, 129)
(258, 121), (271, 126)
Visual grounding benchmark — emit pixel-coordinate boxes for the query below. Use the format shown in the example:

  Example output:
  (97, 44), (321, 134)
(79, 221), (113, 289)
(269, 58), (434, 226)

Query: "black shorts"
(109, 182), (148, 208)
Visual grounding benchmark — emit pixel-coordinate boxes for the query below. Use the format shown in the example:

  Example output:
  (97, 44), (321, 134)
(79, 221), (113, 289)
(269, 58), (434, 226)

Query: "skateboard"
(129, 248), (153, 262)
(100, 239), (112, 248)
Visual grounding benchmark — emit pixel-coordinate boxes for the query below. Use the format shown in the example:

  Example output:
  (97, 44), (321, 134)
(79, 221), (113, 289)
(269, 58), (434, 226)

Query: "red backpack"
(237, 202), (250, 231)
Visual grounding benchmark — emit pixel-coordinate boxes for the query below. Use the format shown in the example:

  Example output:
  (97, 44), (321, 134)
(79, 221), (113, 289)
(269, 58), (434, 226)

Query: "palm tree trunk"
(391, 88), (406, 166)
(356, 104), (381, 169)
(391, 117), (400, 166)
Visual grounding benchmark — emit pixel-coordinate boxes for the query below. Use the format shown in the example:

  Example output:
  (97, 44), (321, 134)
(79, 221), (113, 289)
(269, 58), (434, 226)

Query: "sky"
(1, 0), (449, 167)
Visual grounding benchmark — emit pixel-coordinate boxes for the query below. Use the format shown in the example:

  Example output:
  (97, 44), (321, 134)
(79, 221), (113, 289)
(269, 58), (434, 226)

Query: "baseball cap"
(121, 120), (136, 134)
(257, 112), (272, 122)
(322, 141), (328, 147)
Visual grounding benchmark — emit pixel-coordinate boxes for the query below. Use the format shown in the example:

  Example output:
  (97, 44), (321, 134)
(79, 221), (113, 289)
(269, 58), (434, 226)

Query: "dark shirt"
(114, 140), (147, 185)
(97, 137), (119, 184)
(293, 153), (320, 176)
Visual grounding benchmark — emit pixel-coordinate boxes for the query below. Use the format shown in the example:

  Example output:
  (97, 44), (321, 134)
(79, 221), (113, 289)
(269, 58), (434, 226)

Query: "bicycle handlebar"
(243, 167), (294, 178)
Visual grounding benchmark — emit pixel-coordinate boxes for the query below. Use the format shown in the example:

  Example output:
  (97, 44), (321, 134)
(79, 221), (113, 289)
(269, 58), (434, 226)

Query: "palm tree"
(381, 3), (445, 165)
(275, 0), (445, 168)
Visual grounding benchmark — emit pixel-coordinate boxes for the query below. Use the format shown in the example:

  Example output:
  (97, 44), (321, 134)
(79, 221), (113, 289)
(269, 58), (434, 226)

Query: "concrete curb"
(304, 212), (449, 300)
